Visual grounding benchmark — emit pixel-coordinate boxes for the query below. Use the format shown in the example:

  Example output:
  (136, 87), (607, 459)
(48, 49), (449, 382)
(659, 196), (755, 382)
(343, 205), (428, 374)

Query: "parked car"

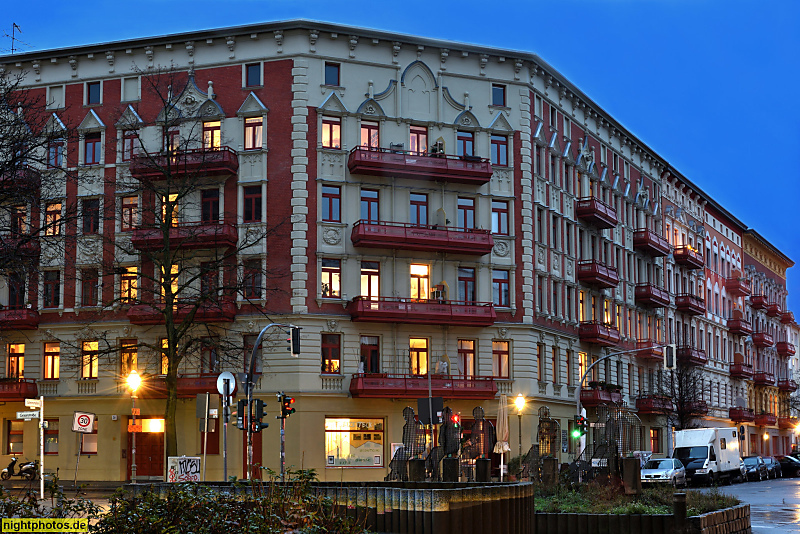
(775, 455), (800, 477)
(641, 458), (686, 487)
(742, 456), (768, 481)
(762, 456), (782, 479)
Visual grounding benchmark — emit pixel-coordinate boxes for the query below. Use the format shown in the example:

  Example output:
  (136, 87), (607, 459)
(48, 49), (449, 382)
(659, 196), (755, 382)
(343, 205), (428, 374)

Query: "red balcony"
(729, 407), (755, 423)
(752, 332), (774, 348)
(139, 373), (241, 399)
(676, 346), (707, 366)
(633, 229), (671, 257)
(347, 296), (496, 327)
(131, 222), (238, 251)
(0, 308), (39, 330)
(130, 146), (239, 180)
(634, 284), (670, 308)
(777, 342), (796, 357)
(687, 401), (709, 415)
(725, 277), (751, 297)
(766, 303), (782, 317)
(750, 295), (768, 310)
(778, 379), (798, 392)
(636, 396), (675, 414)
(0, 236), (40, 259)
(577, 260), (619, 289)
(675, 294), (705, 315)
(349, 373), (497, 399)
(754, 413), (777, 427)
(729, 363), (754, 380)
(779, 417), (799, 430)
(347, 147), (492, 185)
(673, 246), (704, 269)
(726, 318), (752, 336)
(0, 165), (41, 194)
(781, 311), (795, 324)
(754, 371), (775, 387)
(575, 197), (618, 229)
(578, 321), (620, 346)
(0, 378), (37, 400)
(635, 340), (664, 362)
(127, 298), (237, 325)
(580, 388), (623, 407)
(350, 220), (493, 255)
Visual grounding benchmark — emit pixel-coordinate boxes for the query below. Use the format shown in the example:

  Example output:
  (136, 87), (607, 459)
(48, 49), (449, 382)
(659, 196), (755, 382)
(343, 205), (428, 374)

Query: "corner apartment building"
(0, 20), (796, 481)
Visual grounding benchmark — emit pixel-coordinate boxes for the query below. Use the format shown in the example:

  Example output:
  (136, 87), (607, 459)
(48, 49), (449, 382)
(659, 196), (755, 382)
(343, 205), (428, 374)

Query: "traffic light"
(287, 327), (300, 358)
(280, 394), (295, 419)
(451, 413), (460, 428)
(578, 415), (588, 436)
(236, 399), (246, 430)
(664, 344), (677, 370)
(250, 399), (268, 432)
(572, 415), (588, 439)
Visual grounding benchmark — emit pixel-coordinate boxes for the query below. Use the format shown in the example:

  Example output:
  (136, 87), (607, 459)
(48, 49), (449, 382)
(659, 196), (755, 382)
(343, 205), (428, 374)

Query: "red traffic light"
(451, 413), (460, 426)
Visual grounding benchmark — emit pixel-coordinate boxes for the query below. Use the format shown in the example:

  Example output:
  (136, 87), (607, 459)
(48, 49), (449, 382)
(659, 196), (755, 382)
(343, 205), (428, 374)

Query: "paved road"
(701, 477), (800, 533)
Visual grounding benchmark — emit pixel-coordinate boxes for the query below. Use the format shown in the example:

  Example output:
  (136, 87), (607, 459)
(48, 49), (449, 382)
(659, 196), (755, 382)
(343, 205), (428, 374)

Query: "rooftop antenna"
(10, 23), (21, 54)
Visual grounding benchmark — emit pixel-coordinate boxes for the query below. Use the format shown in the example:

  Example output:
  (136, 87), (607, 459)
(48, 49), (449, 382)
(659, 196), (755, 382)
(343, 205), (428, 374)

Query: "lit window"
(120, 267), (138, 303)
(491, 84), (506, 107)
(321, 259), (341, 298)
(360, 121), (379, 149)
(161, 339), (169, 375)
(324, 418), (384, 467)
(321, 117), (341, 149)
(245, 63), (261, 87)
(244, 117), (263, 150)
(321, 185), (341, 222)
(120, 339), (137, 376)
(45, 202), (62, 236)
(81, 341), (98, 379)
(162, 193), (179, 226)
(321, 333), (341, 374)
(491, 200), (509, 235)
(491, 135), (508, 166)
(84, 132), (101, 165)
(409, 126), (428, 154)
(457, 339), (475, 378)
(43, 342), (59, 379)
(409, 338), (428, 375)
(361, 261), (380, 299)
(324, 62), (340, 86)
(7, 344), (24, 378)
(492, 341), (509, 378)
(493, 270), (510, 307)
(243, 185), (262, 223)
(120, 196), (138, 231)
(203, 121), (221, 150)
(86, 82), (101, 105)
(6, 421), (23, 455)
(409, 264), (429, 300)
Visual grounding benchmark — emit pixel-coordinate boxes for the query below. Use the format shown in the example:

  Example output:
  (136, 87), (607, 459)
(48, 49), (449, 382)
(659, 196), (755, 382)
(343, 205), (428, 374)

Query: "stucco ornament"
(327, 319), (339, 332)
(493, 240), (510, 257)
(322, 227), (341, 245)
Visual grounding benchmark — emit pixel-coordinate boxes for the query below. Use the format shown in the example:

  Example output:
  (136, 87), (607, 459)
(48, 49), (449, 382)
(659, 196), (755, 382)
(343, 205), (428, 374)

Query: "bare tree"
(645, 365), (708, 431)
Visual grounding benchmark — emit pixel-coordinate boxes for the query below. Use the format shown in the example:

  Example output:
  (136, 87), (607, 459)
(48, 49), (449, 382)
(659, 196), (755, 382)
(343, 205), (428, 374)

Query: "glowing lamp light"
(127, 370), (141, 393)
(514, 393), (526, 414)
(763, 432), (770, 441)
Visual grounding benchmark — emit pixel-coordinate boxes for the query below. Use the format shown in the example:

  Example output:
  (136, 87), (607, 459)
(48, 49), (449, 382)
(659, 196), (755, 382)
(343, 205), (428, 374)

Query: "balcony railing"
(754, 413), (777, 427)
(127, 298), (237, 325)
(347, 296), (496, 327)
(635, 340), (663, 362)
(766, 303), (782, 317)
(578, 321), (620, 346)
(0, 308), (39, 330)
(779, 416), (799, 430)
(131, 222), (238, 251)
(729, 363), (754, 380)
(675, 294), (705, 315)
(576, 260), (619, 289)
(676, 346), (707, 366)
(778, 379), (798, 392)
(0, 236), (40, 259)
(687, 401), (709, 415)
(634, 284), (670, 308)
(350, 220), (493, 255)
(0, 378), (37, 400)
(754, 371), (775, 387)
(575, 197), (618, 229)
(636, 396), (675, 414)
(633, 229), (671, 257)
(750, 295), (768, 310)
(138, 373), (242, 399)
(349, 373), (497, 399)
(752, 332), (774, 348)
(673, 246), (704, 269)
(130, 146), (239, 179)
(729, 407), (755, 423)
(580, 388), (623, 407)
(777, 342), (796, 357)
(725, 277), (752, 297)
(0, 165), (41, 194)
(781, 311), (795, 324)
(726, 318), (752, 336)
(347, 147), (493, 185)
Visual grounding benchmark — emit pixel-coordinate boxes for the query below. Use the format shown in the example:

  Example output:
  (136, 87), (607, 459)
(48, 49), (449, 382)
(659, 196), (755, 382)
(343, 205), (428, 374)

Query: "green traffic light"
(571, 429), (582, 439)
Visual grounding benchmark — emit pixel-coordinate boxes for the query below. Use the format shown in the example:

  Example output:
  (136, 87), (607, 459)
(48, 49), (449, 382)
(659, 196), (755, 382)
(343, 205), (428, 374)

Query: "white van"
(672, 428), (741, 485)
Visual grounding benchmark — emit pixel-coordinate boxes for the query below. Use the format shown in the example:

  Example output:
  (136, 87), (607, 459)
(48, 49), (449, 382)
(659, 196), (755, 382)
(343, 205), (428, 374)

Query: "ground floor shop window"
(45, 419), (58, 454)
(324, 417), (384, 467)
(6, 420), (22, 455)
(650, 427), (661, 454)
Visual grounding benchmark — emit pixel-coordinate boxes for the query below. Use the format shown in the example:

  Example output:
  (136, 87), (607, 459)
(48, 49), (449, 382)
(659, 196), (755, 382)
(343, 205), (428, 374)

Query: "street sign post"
(25, 398), (41, 409)
(16, 411), (40, 420)
(71, 411), (96, 487)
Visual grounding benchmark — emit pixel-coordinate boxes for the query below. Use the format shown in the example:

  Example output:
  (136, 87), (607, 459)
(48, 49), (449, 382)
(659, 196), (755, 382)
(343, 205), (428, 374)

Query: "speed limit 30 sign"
(72, 411), (96, 433)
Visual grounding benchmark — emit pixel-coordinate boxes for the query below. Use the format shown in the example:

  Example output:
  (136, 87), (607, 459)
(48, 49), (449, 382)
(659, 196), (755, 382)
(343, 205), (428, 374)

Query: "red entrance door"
(127, 431), (165, 480)
(243, 430), (263, 479)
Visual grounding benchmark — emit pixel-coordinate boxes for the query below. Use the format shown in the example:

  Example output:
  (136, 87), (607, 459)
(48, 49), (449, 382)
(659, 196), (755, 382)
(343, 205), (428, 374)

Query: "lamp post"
(126, 370), (141, 484)
(514, 393), (526, 458)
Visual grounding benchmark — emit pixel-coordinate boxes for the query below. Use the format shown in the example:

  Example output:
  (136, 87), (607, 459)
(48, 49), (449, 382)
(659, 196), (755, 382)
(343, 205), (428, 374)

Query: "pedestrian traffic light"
(664, 344), (676, 370)
(578, 415), (588, 436)
(236, 399), (246, 430)
(451, 413), (460, 428)
(280, 394), (295, 419)
(287, 327), (300, 357)
(250, 399), (268, 432)
(572, 415), (587, 439)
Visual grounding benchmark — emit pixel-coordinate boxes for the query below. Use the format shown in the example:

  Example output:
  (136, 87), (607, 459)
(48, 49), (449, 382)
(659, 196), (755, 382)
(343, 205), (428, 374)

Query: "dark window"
(409, 193), (428, 226)
(244, 117), (262, 150)
(243, 185), (262, 223)
(321, 185), (341, 222)
(83, 199), (100, 234)
(321, 259), (341, 298)
(48, 139), (64, 168)
(87, 82), (101, 105)
(493, 269), (510, 307)
(321, 333), (341, 374)
(457, 131), (474, 157)
(359, 335), (379, 374)
(491, 135), (508, 166)
(201, 189), (220, 223)
(457, 339), (475, 378)
(201, 338), (218, 375)
(409, 126), (428, 154)
(10, 206), (25, 236)
(457, 197), (475, 230)
(360, 189), (379, 223)
(492, 341), (509, 378)
(81, 268), (98, 307)
(243, 259), (262, 299)
(324, 63), (340, 86)
(44, 419), (59, 455)
(43, 271), (60, 308)
(200, 262), (218, 299)
(360, 121), (379, 149)
(8, 273), (24, 309)
(122, 130), (138, 161)
(84, 132), (101, 165)
(6, 421), (23, 455)
(492, 84), (506, 107)
(491, 200), (509, 235)
(458, 267), (476, 303)
(245, 63), (261, 87)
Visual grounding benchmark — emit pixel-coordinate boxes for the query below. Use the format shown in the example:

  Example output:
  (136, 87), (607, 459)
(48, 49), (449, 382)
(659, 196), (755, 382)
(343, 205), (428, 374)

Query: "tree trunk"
(164, 369), (179, 458)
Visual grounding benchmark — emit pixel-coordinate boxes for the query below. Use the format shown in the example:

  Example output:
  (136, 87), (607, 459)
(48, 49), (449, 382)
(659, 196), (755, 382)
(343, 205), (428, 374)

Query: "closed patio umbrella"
(494, 394), (511, 480)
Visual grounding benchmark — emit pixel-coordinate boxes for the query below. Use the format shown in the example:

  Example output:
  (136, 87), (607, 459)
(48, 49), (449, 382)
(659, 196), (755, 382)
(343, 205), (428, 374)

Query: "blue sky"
(4, 0), (800, 312)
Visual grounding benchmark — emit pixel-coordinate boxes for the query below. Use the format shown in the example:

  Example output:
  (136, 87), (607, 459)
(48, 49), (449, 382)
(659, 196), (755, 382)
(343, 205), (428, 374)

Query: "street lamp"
(514, 393), (526, 458)
(126, 370), (141, 484)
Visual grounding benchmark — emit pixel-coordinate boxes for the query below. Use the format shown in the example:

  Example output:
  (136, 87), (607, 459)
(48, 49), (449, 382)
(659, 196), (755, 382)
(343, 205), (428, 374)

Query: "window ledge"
(489, 105), (511, 112)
